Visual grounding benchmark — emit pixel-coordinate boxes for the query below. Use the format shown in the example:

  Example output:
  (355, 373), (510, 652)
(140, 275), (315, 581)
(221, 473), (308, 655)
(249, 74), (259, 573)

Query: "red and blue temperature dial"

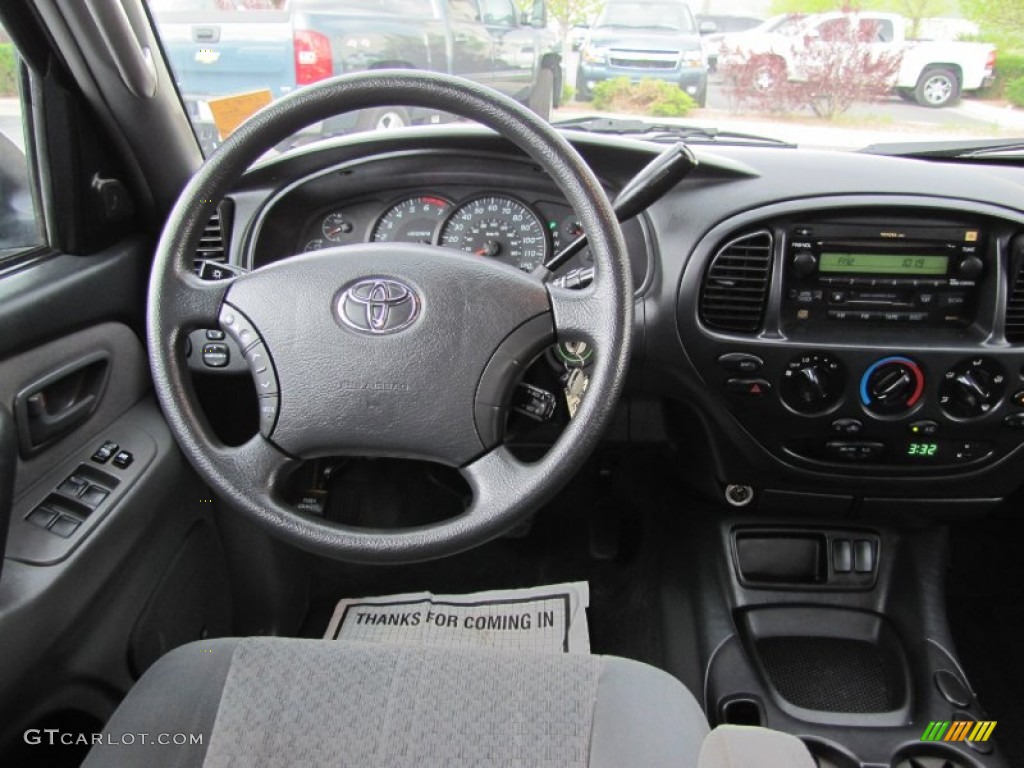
(860, 356), (925, 415)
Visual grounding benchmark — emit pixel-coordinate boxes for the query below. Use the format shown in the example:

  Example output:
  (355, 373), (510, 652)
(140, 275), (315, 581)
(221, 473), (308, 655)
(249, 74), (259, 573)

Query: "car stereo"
(781, 222), (985, 328)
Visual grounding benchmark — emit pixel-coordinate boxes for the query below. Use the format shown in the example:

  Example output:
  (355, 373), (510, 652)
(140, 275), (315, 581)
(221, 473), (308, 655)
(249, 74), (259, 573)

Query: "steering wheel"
(148, 71), (632, 564)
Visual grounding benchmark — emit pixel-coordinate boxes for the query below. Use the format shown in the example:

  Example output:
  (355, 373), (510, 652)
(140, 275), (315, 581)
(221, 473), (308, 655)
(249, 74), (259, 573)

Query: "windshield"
(595, 4), (695, 33)
(145, 0), (1023, 155)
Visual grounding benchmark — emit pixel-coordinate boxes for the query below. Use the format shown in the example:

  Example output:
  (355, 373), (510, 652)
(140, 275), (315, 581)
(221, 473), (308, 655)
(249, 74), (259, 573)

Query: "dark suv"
(576, 0), (708, 106)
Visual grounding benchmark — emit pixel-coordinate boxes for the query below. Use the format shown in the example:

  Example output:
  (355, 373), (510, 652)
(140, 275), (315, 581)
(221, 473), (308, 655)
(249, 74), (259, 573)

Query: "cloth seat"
(82, 637), (808, 767)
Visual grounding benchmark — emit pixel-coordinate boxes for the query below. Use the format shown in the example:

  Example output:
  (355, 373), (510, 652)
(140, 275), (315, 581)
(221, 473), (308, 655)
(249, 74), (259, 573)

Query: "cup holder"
(719, 696), (764, 726)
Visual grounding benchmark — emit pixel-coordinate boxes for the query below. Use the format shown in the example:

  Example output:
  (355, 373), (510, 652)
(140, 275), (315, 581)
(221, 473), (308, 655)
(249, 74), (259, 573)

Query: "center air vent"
(193, 201), (233, 275)
(1005, 234), (1024, 342)
(699, 230), (773, 333)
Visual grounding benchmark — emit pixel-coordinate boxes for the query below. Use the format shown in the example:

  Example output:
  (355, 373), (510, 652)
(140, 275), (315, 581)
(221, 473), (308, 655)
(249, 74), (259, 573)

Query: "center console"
(680, 208), (1024, 494)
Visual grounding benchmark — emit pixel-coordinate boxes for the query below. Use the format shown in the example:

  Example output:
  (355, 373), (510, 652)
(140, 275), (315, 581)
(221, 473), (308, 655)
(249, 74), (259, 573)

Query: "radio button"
(940, 293), (967, 308)
(829, 290), (847, 303)
(828, 310), (849, 320)
(906, 312), (929, 322)
(916, 293), (935, 306)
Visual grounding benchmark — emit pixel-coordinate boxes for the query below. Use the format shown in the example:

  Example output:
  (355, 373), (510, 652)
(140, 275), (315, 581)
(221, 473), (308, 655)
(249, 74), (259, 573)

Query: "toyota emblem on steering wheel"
(336, 278), (421, 334)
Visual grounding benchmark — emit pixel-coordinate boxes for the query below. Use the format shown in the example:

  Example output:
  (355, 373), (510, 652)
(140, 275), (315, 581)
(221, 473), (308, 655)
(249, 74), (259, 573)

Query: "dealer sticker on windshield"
(323, 581), (591, 654)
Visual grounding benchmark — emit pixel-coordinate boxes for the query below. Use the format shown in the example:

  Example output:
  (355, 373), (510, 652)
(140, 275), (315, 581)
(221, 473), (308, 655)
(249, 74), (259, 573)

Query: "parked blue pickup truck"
(151, 0), (562, 144)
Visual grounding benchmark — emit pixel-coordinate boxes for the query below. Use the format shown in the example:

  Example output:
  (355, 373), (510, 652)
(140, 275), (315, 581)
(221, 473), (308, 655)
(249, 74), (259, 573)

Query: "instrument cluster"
(294, 191), (588, 274)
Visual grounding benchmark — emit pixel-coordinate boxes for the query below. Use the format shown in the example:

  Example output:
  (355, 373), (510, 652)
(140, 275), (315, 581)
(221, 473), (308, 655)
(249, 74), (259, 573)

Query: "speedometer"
(439, 196), (548, 272)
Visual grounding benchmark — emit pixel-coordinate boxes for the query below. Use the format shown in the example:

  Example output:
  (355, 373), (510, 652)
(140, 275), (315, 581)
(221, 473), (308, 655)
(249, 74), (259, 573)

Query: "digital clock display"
(906, 442), (939, 457)
(819, 253), (949, 275)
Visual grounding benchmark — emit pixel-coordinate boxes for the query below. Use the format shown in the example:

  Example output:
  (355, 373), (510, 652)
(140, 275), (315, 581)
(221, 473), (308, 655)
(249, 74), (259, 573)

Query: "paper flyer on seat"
(324, 582), (591, 654)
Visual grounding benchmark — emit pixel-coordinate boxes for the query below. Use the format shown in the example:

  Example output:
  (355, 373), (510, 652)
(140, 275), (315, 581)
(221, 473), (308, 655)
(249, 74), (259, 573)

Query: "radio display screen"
(819, 253), (949, 275)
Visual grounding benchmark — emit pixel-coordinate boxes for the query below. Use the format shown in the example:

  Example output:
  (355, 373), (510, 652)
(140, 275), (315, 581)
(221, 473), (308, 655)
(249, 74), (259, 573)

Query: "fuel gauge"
(321, 211), (355, 242)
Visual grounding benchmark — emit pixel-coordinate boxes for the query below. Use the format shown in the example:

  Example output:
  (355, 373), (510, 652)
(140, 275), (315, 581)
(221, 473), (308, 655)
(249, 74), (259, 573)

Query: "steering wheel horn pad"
(148, 71), (632, 563)
(223, 242), (552, 465)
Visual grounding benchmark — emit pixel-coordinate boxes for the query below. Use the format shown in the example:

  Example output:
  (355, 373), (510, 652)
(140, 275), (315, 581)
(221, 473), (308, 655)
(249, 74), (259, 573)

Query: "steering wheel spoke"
(460, 445), (534, 513)
(546, 283), (604, 346)
(166, 270), (234, 331)
(210, 434), (299, 500)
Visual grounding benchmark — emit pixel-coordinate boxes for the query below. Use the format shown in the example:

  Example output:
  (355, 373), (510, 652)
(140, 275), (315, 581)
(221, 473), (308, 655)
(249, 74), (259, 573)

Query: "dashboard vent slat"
(193, 201), (234, 275)
(1005, 234), (1024, 342)
(700, 230), (774, 333)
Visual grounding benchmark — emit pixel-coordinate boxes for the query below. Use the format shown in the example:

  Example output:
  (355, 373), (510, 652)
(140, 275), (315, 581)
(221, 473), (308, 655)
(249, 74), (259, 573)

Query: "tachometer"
(372, 196), (451, 244)
(439, 195), (548, 272)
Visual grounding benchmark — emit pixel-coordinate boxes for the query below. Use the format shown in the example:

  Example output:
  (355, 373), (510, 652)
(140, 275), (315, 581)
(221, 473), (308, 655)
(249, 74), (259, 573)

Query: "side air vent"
(1005, 235), (1024, 342)
(700, 230), (774, 333)
(194, 201), (233, 275)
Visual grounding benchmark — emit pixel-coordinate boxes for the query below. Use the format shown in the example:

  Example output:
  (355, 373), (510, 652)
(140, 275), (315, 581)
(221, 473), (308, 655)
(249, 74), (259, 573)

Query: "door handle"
(14, 353), (110, 457)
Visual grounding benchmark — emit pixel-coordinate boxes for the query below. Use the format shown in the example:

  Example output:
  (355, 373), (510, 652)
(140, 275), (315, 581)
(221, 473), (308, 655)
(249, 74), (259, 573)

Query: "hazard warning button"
(726, 378), (773, 397)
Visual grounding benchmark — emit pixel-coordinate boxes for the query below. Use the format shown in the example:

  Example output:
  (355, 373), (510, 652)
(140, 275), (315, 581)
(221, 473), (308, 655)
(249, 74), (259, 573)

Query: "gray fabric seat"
(83, 638), (712, 768)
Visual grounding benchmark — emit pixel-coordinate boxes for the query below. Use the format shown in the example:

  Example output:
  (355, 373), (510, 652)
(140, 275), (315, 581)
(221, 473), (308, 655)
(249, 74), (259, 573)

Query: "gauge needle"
(475, 240), (501, 258)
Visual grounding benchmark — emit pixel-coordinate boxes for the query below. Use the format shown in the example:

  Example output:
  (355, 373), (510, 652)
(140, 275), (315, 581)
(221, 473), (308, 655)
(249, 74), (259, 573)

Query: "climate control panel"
(707, 345), (1024, 473)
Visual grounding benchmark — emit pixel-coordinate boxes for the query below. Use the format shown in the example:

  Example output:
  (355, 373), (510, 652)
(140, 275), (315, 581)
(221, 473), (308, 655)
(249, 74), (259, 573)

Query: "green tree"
(518, 0), (603, 42)
(961, 0), (1024, 49)
(770, 0), (953, 39)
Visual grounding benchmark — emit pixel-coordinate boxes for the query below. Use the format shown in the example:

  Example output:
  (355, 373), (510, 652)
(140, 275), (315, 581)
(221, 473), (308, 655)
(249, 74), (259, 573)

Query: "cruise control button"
(202, 343), (229, 368)
(725, 378), (771, 396)
(717, 353), (763, 373)
(244, 344), (279, 396)
(258, 396), (279, 436)
(1012, 389), (1024, 408)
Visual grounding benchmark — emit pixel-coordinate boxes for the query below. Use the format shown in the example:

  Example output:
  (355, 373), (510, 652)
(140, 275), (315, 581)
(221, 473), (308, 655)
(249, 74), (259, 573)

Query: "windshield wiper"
(860, 138), (1024, 160)
(553, 116), (795, 147)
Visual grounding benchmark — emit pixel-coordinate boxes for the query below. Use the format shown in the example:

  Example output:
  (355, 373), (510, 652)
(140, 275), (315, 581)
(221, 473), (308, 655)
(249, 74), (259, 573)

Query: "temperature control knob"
(780, 353), (845, 414)
(939, 357), (1006, 418)
(861, 356), (925, 415)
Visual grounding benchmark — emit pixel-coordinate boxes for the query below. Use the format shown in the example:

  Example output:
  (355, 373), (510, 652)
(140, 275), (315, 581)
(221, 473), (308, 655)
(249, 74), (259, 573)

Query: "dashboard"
(194, 127), (1024, 516)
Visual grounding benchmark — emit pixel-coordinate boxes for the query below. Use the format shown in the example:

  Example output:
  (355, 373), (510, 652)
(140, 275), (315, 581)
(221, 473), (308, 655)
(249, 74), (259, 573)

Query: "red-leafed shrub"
(721, 17), (904, 119)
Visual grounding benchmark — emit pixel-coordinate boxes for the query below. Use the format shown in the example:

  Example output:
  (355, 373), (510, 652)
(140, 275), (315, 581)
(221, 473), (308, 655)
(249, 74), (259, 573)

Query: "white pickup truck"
(719, 11), (996, 108)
